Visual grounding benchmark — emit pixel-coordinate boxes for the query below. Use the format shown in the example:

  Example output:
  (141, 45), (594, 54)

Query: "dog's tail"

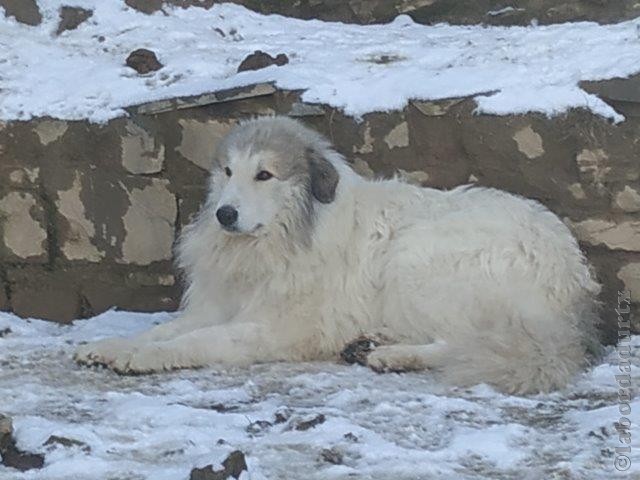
(437, 289), (600, 395)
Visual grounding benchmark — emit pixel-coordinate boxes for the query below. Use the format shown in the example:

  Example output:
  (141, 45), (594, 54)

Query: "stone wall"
(4, 0), (640, 27)
(1, 79), (639, 341)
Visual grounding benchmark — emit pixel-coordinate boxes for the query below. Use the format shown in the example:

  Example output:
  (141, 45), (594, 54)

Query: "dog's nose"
(216, 205), (238, 227)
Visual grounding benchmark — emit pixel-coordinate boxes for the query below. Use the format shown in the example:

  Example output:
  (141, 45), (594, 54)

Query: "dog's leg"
(366, 342), (449, 373)
(103, 322), (276, 374)
(74, 310), (227, 367)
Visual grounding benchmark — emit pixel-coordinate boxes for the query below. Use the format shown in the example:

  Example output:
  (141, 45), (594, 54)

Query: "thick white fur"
(75, 117), (601, 394)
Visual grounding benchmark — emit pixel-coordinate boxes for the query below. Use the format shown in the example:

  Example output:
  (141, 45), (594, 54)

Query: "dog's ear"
(308, 148), (339, 204)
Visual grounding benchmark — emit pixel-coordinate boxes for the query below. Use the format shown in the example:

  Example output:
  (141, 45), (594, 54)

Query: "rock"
(207, 403), (239, 413)
(119, 179), (177, 265)
(273, 407), (291, 424)
(351, 158), (375, 179)
(8, 267), (81, 323)
(56, 6), (93, 35)
(43, 435), (91, 453)
(189, 450), (248, 480)
(320, 447), (343, 465)
(384, 121), (410, 149)
(132, 83), (276, 115)
(0, 414), (45, 472)
(398, 168), (430, 186)
(340, 335), (381, 366)
(343, 432), (359, 442)
(568, 183), (587, 200)
(0, 0), (42, 26)
(0, 328), (11, 338)
(614, 186), (640, 213)
(125, 0), (163, 14)
(0, 192), (48, 261)
(177, 119), (235, 170)
(576, 148), (610, 191)
(8, 168), (39, 186)
(288, 102), (325, 117)
(352, 122), (374, 154)
(568, 218), (640, 252)
(55, 173), (104, 262)
(412, 98), (464, 117)
(617, 263), (640, 303)
(126, 49), (163, 74)
(0, 414), (12, 449)
(121, 121), (164, 174)
(237, 51), (289, 72)
(513, 125), (544, 159)
(246, 420), (272, 434)
(581, 74), (640, 117)
(293, 413), (326, 431)
(34, 120), (68, 146)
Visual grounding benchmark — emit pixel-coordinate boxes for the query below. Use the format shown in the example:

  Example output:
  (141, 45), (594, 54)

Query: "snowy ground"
(0, 310), (636, 479)
(2, 1), (640, 123)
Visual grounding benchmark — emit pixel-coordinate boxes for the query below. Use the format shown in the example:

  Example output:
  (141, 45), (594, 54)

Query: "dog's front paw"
(74, 338), (137, 367)
(110, 345), (178, 375)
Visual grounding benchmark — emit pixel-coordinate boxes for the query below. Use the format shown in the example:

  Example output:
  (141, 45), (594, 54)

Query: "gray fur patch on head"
(216, 116), (340, 198)
(307, 147), (339, 204)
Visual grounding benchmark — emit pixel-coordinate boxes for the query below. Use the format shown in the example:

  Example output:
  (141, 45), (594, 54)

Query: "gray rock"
(293, 413), (326, 431)
(56, 6), (93, 35)
(189, 450), (248, 480)
(125, 0), (164, 14)
(43, 435), (91, 453)
(0, 414), (45, 472)
(237, 51), (289, 72)
(0, 0), (42, 26)
(320, 447), (343, 465)
(126, 49), (163, 74)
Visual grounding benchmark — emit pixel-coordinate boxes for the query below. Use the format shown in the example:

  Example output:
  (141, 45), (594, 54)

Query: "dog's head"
(208, 117), (340, 244)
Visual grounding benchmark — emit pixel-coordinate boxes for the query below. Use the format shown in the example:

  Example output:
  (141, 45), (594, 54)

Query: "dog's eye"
(255, 170), (273, 181)
(224, 167), (232, 177)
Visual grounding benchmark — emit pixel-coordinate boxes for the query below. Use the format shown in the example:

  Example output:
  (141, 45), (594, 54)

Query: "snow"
(486, 7), (525, 17)
(0, 310), (637, 479)
(1, 1), (640, 123)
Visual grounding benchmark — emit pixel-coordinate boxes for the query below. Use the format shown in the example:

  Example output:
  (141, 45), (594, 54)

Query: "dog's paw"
(110, 345), (178, 375)
(340, 335), (381, 366)
(74, 338), (136, 367)
(366, 346), (414, 373)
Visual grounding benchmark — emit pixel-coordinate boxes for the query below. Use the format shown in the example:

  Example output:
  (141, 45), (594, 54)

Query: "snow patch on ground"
(0, 310), (636, 479)
(1, 1), (639, 122)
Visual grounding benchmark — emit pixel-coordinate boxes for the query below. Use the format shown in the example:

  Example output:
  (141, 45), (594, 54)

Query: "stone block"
(0, 0), (42, 26)
(34, 120), (68, 146)
(569, 218), (640, 253)
(132, 83), (275, 115)
(55, 172), (104, 262)
(121, 121), (164, 174)
(81, 268), (180, 314)
(412, 98), (464, 117)
(384, 121), (409, 150)
(177, 119), (235, 170)
(8, 267), (80, 323)
(176, 186), (207, 229)
(0, 191), (48, 262)
(119, 179), (177, 265)
(513, 125), (544, 159)
(614, 186), (640, 213)
(618, 263), (640, 303)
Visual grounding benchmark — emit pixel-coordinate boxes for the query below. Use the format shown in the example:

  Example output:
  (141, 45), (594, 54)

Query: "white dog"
(75, 117), (601, 394)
